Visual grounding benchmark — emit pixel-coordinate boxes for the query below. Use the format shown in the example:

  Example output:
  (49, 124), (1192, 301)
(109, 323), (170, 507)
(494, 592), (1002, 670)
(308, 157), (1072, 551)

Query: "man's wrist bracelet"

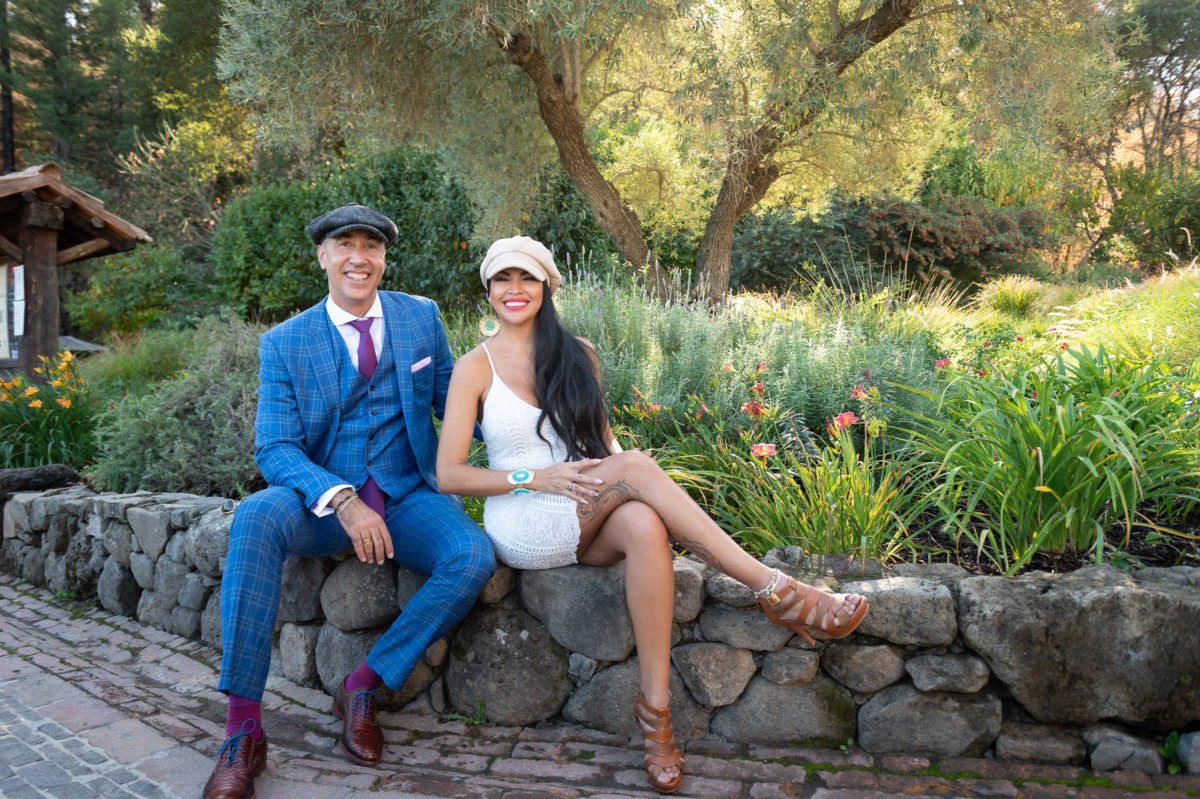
(506, 469), (534, 495)
(333, 493), (359, 516)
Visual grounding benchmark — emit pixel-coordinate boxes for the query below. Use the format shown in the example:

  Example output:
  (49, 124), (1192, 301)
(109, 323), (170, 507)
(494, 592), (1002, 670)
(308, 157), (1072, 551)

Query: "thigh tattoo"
(577, 479), (642, 524)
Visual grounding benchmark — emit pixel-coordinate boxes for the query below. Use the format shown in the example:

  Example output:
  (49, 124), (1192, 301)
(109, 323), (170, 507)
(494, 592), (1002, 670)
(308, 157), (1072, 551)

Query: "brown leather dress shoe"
(201, 729), (268, 799)
(332, 683), (384, 765)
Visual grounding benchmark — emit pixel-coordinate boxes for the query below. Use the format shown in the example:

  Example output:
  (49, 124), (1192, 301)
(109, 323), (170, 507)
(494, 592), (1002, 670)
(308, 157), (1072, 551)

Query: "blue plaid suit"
(219, 291), (495, 701)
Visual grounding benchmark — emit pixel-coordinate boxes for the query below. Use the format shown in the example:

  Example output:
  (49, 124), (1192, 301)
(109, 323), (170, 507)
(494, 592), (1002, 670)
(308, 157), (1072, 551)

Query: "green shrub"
(77, 327), (198, 406)
(894, 346), (1200, 574)
(211, 147), (478, 321)
(974, 275), (1046, 317)
(1106, 167), (1200, 267)
(0, 353), (96, 468)
(86, 315), (265, 497)
(64, 246), (221, 338)
(730, 193), (1056, 293)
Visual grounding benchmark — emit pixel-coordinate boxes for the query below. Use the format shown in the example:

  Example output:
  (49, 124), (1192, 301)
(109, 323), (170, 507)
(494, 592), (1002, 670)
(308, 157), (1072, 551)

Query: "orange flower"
(29, 399), (43, 409)
(751, 382), (764, 395)
(721, 362), (735, 373)
(754, 363), (767, 376)
(740, 400), (767, 417)
(61, 351), (74, 362)
(832, 411), (859, 429)
(56, 397), (72, 408)
(23, 386), (37, 397)
(850, 385), (868, 399)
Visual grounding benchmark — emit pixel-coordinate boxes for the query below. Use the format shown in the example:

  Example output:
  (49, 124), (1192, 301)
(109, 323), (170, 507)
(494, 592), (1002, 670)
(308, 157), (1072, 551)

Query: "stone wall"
(3, 485), (1199, 776)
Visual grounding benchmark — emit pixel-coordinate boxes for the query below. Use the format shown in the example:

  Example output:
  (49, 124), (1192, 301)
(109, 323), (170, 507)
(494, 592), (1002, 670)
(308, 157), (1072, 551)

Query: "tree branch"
(829, 0), (842, 38)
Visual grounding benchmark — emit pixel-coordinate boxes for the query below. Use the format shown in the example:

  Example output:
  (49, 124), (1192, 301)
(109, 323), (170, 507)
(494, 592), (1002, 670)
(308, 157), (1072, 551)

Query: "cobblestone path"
(2, 573), (1198, 799)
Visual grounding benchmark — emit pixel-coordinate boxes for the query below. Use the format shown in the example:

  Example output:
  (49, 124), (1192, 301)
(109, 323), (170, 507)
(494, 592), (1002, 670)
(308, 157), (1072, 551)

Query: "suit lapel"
(304, 300), (345, 412)
(383, 293), (416, 415)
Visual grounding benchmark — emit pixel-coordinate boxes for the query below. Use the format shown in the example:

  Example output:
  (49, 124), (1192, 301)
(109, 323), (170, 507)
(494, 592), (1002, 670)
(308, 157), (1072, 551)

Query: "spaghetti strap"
(481, 341), (497, 375)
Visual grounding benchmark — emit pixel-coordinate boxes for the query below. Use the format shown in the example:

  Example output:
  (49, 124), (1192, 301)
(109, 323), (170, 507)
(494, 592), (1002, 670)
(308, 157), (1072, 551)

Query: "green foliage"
(65, 246), (221, 338)
(525, 166), (617, 264)
(731, 193), (1055, 292)
(211, 147), (477, 320)
(973, 275), (1048, 318)
(77, 328), (198, 406)
(0, 353), (96, 468)
(1106, 167), (1200, 267)
(86, 315), (266, 498)
(894, 346), (1200, 575)
(1158, 730), (1187, 775)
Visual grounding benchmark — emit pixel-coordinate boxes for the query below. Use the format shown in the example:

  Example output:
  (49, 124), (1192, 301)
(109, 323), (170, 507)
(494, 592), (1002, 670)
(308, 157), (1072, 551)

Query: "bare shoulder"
(452, 346), (492, 387)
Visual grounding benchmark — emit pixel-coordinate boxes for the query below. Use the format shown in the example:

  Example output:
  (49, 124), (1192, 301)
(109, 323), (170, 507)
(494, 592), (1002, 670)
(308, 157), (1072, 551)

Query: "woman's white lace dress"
(479, 343), (581, 569)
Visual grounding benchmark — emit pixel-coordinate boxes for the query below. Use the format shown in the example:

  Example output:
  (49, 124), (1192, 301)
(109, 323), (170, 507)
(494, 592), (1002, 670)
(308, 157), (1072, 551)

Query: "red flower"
(982, 341), (990, 347)
(754, 363), (767, 376)
(1060, 342), (1069, 351)
(832, 411), (859, 429)
(935, 358), (951, 368)
(1031, 389), (1038, 399)
(850, 385), (868, 399)
(751, 382), (765, 395)
(740, 400), (767, 418)
(977, 369), (987, 377)
(1016, 336), (1024, 341)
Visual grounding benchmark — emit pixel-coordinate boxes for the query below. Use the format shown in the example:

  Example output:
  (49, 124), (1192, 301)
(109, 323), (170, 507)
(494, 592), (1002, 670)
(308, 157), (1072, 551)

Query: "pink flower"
(751, 382), (765, 395)
(832, 411), (859, 429)
(740, 400), (767, 418)
(935, 358), (951, 368)
(750, 443), (777, 459)
(850, 385), (868, 399)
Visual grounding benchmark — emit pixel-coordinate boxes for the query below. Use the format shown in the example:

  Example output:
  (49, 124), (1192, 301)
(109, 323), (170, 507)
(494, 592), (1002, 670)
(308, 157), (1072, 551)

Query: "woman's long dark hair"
(532, 289), (611, 460)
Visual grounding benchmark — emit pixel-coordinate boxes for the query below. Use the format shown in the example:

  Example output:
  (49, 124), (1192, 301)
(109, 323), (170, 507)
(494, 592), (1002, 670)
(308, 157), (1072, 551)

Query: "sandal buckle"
(765, 592), (781, 605)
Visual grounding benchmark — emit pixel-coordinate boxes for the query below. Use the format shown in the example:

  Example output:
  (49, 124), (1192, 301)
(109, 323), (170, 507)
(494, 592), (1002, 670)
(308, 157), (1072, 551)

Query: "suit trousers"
(218, 485), (495, 701)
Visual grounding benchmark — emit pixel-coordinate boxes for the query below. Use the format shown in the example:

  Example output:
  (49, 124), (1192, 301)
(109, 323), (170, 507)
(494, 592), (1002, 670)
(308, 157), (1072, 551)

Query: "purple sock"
(345, 660), (383, 693)
(226, 694), (263, 740)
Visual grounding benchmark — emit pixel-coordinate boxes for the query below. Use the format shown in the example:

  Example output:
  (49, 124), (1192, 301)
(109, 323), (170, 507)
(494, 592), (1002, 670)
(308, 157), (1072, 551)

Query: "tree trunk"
(500, 33), (671, 297)
(0, 0), (13, 173)
(18, 202), (63, 381)
(694, 0), (922, 303)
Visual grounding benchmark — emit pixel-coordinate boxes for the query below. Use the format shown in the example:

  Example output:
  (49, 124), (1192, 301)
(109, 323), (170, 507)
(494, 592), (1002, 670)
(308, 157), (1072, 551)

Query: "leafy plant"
(893, 346), (1200, 574)
(1159, 730), (1187, 775)
(443, 700), (487, 726)
(86, 315), (265, 497)
(0, 352), (97, 468)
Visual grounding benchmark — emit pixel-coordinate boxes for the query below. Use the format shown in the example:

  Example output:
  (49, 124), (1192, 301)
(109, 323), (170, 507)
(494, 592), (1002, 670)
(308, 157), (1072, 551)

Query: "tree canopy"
(219, 0), (1108, 300)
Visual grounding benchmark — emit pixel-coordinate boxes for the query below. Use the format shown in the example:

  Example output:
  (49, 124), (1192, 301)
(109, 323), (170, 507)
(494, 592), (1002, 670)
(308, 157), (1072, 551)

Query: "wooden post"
(18, 201), (63, 380)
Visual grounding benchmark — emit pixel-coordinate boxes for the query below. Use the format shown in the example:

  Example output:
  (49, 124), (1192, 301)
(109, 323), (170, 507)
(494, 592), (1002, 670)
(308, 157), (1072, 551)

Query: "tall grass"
(893, 345), (1200, 574)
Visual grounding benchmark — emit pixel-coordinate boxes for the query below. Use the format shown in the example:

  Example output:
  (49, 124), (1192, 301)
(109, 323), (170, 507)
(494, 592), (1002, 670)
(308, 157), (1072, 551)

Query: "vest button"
(367, 460), (373, 466)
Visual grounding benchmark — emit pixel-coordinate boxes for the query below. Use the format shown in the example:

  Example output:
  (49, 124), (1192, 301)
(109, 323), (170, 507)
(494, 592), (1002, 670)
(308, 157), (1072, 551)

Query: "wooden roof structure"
(0, 163), (152, 267)
(2, 163), (152, 377)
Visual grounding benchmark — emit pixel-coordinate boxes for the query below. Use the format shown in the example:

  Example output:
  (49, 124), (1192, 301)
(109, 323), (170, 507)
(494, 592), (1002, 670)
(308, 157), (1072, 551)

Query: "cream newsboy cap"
(479, 236), (563, 294)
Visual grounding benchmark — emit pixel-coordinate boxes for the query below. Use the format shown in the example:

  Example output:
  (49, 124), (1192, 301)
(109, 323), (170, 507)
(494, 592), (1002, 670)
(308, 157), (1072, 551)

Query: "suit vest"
(326, 317), (425, 504)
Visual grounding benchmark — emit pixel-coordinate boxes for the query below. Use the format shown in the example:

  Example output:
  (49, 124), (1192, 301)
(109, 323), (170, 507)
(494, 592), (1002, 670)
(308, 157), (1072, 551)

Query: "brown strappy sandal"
(634, 692), (685, 794)
(756, 569), (869, 645)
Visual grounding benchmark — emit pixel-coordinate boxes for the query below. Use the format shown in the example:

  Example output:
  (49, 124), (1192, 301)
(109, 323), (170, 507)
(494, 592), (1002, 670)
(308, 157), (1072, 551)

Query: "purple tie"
(347, 318), (385, 517)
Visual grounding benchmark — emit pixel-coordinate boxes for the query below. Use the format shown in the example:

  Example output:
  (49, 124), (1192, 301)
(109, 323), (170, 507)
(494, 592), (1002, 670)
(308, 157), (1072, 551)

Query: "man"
(203, 203), (496, 799)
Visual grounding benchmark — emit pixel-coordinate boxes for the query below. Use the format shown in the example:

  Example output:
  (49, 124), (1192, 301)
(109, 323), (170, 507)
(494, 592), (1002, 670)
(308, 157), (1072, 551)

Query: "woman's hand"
(535, 458), (604, 504)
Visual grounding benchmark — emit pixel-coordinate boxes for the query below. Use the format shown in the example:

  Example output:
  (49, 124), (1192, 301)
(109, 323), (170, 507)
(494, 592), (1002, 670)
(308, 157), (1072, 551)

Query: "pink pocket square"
(410, 356), (432, 372)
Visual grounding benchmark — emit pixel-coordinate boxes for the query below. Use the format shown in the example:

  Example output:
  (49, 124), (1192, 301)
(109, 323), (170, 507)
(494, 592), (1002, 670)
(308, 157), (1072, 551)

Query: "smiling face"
(488, 266), (545, 327)
(317, 229), (386, 316)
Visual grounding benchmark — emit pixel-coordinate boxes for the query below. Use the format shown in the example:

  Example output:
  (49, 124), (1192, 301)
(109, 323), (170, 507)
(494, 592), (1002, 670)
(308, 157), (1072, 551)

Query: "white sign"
(12, 264), (23, 337)
(0, 265), (8, 358)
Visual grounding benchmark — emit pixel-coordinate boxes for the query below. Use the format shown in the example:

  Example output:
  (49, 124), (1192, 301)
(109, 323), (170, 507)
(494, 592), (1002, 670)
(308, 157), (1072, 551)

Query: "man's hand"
(335, 491), (394, 565)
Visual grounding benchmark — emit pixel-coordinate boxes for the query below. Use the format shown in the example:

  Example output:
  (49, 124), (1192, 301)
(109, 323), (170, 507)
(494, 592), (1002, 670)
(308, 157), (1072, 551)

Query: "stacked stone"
(3, 484), (1200, 777)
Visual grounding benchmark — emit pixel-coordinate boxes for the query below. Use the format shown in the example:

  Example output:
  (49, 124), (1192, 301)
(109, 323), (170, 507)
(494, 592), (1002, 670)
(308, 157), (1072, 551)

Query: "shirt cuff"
(313, 484), (354, 517)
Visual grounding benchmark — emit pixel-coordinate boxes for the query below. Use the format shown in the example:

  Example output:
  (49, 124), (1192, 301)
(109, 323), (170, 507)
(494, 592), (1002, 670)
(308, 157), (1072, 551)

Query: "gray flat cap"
(307, 203), (398, 245)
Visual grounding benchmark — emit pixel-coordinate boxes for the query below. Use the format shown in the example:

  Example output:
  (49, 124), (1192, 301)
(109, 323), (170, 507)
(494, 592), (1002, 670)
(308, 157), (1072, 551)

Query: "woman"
(436, 236), (868, 794)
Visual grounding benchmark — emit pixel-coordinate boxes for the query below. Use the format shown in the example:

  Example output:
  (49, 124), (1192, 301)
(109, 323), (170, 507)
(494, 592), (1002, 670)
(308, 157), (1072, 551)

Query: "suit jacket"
(253, 291), (454, 508)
